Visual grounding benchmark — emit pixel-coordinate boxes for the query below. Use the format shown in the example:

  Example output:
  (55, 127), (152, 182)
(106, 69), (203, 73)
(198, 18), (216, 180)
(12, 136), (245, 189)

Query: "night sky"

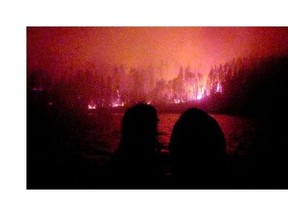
(27, 27), (288, 80)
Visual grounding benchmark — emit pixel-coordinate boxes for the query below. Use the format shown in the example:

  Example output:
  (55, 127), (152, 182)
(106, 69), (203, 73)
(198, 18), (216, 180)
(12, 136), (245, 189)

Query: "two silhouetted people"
(106, 104), (227, 188)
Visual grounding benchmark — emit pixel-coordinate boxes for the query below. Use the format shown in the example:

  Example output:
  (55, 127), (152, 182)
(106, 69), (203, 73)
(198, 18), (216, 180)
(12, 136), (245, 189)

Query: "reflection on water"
(80, 111), (263, 164)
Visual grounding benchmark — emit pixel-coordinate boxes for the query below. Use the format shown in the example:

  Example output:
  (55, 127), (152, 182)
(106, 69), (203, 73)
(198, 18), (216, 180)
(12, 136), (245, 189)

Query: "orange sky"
(27, 27), (288, 80)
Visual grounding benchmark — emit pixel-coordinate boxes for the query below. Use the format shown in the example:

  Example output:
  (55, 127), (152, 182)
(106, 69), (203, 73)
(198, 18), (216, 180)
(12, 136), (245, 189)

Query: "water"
(79, 111), (263, 165)
(158, 113), (262, 155)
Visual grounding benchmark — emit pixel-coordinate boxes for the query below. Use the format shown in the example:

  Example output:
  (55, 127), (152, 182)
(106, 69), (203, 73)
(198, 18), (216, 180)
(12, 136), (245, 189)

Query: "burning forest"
(27, 27), (288, 114)
(28, 53), (288, 116)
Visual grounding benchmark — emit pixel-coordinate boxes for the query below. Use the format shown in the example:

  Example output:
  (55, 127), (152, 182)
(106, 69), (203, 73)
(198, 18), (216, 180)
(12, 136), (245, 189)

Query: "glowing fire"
(196, 88), (205, 100)
(196, 92), (203, 100)
(170, 83), (221, 104)
(216, 83), (222, 93)
(88, 104), (96, 109)
(88, 100), (97, 109)
(112, 101), (124, 107)
(111, 90), (124, 107)
(173, 99), (181, 104)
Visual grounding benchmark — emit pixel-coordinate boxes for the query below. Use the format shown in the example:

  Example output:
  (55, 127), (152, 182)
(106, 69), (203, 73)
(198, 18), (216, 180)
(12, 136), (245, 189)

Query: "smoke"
(27, 27), (288, 81)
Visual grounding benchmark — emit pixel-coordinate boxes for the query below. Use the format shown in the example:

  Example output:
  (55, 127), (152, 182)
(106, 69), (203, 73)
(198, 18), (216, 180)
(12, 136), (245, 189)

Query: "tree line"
(28, 53), (288, 115)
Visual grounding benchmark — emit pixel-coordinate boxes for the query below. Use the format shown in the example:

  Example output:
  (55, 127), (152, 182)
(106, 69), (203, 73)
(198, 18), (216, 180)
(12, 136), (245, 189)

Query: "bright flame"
(216, 83), (222, 93)
(196, 93), (203, 100)
(112, 101), (124, 107)
(88, 100), (97, 109)
(173, 99), (181, 104)
(88, 104), (97, 109)
(111, 89), (124, 107)
(196, 88), (205, 100)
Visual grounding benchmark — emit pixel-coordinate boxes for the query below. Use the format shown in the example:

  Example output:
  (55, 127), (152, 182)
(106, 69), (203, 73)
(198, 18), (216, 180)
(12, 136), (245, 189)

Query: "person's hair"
(119, 103), (159, 154)
(169, 108), (227, 178)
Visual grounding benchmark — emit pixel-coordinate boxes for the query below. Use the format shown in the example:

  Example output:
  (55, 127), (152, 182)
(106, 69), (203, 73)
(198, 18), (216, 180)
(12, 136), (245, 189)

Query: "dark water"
(79, 111), (263, 165)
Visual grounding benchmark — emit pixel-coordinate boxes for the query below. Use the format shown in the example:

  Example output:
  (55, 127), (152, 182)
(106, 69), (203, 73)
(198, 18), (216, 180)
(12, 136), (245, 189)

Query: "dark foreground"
(27, 101), (288, 189)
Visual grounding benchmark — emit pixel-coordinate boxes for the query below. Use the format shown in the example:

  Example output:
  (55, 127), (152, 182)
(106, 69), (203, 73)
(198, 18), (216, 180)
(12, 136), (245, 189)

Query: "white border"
(1, 0), (288, 216)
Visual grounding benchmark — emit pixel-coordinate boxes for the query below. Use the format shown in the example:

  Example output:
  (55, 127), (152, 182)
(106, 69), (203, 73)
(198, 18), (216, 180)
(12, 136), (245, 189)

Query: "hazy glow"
(27, 27), (288, 80)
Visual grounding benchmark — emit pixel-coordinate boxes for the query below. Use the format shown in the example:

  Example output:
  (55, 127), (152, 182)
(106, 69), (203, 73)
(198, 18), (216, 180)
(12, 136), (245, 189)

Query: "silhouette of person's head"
(120, 103), (159, 155)
(169, 108), (227, 184)
(108, 103), (160, 182)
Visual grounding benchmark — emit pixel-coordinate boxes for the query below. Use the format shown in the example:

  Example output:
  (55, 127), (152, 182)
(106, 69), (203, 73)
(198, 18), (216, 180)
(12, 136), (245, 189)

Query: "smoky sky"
(27, 27), (288, 80)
